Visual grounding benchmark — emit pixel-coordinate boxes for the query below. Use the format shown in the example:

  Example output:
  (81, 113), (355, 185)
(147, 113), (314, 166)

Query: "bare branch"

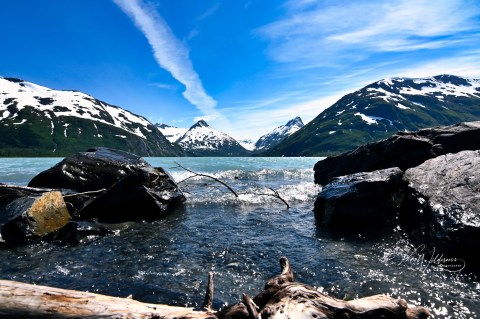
(173, 163), (290, 208)
(62, 189), (106, 198)
(202, 272), (214, 311)
(174, 162), (239, 197)
(253, 187), (290, 209)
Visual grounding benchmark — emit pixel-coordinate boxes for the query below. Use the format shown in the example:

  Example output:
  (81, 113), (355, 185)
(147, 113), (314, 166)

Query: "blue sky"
(1, 0), (480, 140)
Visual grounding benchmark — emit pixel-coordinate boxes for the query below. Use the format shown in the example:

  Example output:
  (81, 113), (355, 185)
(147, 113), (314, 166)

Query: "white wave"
(183, 181), (320, 206)
(170, 168), (314, 184)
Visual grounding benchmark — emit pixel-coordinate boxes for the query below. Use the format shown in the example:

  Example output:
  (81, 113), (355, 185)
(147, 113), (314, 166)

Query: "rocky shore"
(0, 147), (185, 244)
(314, 121), (480, 273)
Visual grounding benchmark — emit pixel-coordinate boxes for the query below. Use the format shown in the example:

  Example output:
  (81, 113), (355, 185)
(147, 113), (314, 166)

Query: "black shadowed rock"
(1, 191), (71, 243)
(314, 121), (480, 186)
(401, 150), (480, 271)
(29, 147), (155, 192)
(314, 167), (406, 229)
(77, 171), (185, 222)
(0, 184), (58, 208)
(27, 147), (185, 222)
(53, 220), (112, 245)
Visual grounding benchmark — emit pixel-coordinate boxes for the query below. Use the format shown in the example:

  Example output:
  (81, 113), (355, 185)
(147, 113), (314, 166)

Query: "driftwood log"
(0, 279), (215, 319)
(0, 257), (430, 319)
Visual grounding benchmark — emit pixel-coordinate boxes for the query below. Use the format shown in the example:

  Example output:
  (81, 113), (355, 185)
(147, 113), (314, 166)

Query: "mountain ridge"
(0, 77), (183, 156)
(255, 117), (304, 151)
(3, 74), (479, 157)
(155, 123), (188, 143)
(263, 74), (480, 156)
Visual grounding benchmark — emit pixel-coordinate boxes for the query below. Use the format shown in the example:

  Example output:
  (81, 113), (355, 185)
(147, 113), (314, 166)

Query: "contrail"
(113, 0), (222, 120)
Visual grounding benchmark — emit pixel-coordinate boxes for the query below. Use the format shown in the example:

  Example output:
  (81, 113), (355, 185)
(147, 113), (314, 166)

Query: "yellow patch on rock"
(27, 191), (71, 236)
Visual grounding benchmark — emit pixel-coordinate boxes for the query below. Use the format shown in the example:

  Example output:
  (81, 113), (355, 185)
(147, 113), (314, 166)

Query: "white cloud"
(393, 54), (480, 78)
(222, 49), (480, 140)
(113, 0), (223, 121)
(257, 0), (480, 66)
(150, 83), (176, 90)
(220, 91), (348, 140)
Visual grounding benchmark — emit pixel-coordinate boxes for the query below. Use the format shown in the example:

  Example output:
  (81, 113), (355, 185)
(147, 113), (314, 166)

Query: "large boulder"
(314, 121), (480, 185)
(27, 147), (185, 222)
(29, 147), (157, 192)
(314, 167), (405, 229)
(77, 172), (185, 222)
(0, 184), (56, 208)
(400, 150), (480, 270)
(1, 191), (71, 243)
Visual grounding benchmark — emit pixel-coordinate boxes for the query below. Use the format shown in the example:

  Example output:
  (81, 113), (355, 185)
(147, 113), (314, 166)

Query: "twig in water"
(174, 162), (239, 197)
(174, 163), (290, 208)
(255, 187), (290, 209)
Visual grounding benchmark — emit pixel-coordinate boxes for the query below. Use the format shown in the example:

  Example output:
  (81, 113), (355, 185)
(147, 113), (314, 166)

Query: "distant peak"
(286, 117), (304, 127)
(156, 123), (173, 129)
(192, 120), (209, 128)
(3, 77), (24, 83)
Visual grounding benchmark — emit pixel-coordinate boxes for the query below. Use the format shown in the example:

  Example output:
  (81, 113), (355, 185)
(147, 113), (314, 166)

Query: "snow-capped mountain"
(238, 139), (256, 151)
(155, 123), (188, 143)
(265, 75), (480, 156)
(176, 120), (249, 156)
(0, 77), (182, 156)
(255, 117), (304, 151)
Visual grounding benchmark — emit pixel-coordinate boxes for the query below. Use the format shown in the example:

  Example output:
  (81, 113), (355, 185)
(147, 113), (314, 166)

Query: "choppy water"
(0, 157), (478, 318)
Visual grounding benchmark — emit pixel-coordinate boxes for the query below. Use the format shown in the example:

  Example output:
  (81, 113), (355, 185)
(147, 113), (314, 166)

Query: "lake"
(0, 157), (478, 318)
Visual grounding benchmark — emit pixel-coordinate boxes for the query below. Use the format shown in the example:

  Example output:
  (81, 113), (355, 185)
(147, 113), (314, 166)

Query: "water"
(0, 157), (478, 318)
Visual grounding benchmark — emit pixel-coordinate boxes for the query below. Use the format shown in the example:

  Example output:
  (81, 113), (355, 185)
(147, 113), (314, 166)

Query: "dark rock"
(54, 220), (112, 245)
(314, 121), (480, 185)
(0, 184), (56, 209)
(1, 191), (71, 243)
(77, 173), (185, 222)
(401, 150), (480, 270)
(314, 167), (406, 229)
(27, 147), (185, 221)
(29, 147), (151, 192)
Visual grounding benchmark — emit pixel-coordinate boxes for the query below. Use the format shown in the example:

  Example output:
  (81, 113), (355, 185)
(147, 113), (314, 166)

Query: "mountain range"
(264, 75), (480, 156)
(157, 116), (304, 156)
(0, 77), (182, 156)
(1, 74), (479, 157)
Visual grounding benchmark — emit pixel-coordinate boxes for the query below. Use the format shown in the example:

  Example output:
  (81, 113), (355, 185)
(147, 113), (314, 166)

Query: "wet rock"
(314, 121), (480, 185)
(77, 173), (185, 222)
(29, 147), (156, 192)
(401, 150), (480, 269)
(0, 184), (56, 209)
(1, 191), (71, 243)
(54, 220), (112, 245)
(27, 147), (186, 221)
(314, 167), (406, 229)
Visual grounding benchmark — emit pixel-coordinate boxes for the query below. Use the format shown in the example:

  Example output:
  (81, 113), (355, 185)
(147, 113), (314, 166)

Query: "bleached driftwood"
(0, 279), (215, 319)
(0, 257), (430, 319)
(219, 257), (431, 319)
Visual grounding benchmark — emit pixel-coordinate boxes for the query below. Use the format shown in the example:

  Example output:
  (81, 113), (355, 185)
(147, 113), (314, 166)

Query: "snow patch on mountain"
(177, 120), (233, 150)
(156, 123), (188, 143)
(0, 77), (153, 139)
(255, 117), (304, 151)
(368, 75), (480, 105)
(176, 120), (248, 156)
(238, 139), (256, 151)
